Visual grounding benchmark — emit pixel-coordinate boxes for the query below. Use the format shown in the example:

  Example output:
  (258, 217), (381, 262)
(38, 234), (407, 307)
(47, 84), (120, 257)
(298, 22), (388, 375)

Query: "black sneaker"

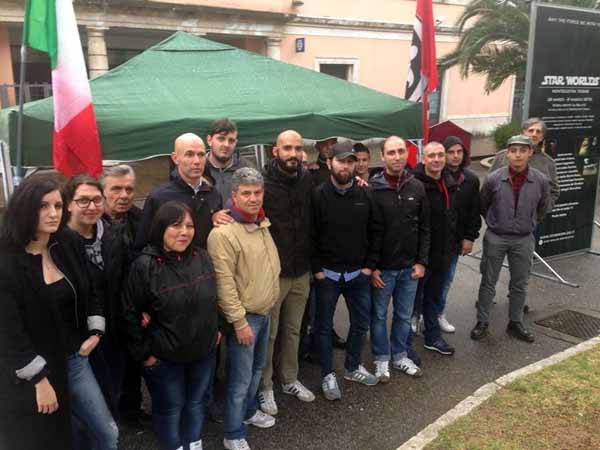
(424, 338), (455, 355)
(506, 321), (535, 343)
(470, 322), (489, 341)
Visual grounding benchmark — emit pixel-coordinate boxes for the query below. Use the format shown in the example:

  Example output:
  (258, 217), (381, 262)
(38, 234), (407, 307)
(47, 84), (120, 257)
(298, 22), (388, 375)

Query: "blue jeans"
(224, 313), (270, 440)
(67, 353), (119, 450)
(315, 273), (371, 378)
(438, 254), (459, 316)
(89, 336), (127, 420)
(371, 268), (418, 361)
(143, 352), (216, 450)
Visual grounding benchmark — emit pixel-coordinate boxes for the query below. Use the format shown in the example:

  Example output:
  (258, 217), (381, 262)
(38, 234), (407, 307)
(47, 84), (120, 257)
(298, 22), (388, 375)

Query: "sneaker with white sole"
(321, 372), (341, 400)
(392, 356), (423, 377)
(282, 380), (315, 402)
(224, 438), (251, 450)
(257, 389), (278, 415)
(438, 315), (456, 333)
(243, 410), (275, 429)
(410, 315), (418, 334)
(374, 360), (390, 383)
(190, 439), (203, 450)
(344, 364), (378, 386)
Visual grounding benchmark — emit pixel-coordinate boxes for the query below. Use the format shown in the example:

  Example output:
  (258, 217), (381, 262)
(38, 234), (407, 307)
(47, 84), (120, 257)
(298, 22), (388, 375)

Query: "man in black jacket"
(369, 136), (430, 382)
(135, 133), (223, 250)
(312, 142), (378, 401)
(309, 137), (337, 186)
(435, 136), (482, 333)
(412, 142), (460, 356)
(258, 130), (315, 416)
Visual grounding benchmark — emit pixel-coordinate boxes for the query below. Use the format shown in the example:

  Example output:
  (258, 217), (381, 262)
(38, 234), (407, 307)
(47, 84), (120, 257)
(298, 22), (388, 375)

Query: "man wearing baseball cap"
(471, 135), (551, 343)
(311, 141), (378, 400)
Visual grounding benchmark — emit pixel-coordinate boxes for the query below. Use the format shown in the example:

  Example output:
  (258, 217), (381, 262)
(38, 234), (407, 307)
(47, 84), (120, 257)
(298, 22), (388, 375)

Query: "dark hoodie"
(369, 170), (430, 270)
(442, 136), (482, 243)
(121, 245), (219, 364)
(412, 163), (460, 271)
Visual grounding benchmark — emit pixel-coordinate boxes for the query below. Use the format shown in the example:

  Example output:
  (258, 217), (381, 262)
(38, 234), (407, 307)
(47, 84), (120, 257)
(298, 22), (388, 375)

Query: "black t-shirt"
(44, 277), (81, 355)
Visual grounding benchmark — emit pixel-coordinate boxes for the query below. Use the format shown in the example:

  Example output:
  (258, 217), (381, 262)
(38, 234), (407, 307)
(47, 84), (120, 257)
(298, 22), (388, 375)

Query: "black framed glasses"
(73, 196), (104, 208)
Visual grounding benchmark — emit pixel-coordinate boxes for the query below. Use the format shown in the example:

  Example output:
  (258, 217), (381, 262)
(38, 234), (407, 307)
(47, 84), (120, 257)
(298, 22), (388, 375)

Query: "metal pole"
(14, 5), (29, 187)
(522, 0), (538, 120)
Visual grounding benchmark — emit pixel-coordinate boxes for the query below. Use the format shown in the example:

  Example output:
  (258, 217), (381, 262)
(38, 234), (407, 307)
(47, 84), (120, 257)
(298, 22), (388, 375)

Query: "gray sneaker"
(321, 372), (341, 400)
(344, 364), (378, 386)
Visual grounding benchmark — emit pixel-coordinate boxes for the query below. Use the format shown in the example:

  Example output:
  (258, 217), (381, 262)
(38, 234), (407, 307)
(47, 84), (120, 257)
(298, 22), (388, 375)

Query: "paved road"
(122, 163), (600, 450)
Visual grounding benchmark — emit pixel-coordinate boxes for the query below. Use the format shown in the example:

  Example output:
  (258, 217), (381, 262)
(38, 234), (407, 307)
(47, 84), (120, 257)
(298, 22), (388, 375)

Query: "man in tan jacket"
(207, 167), (281, 450)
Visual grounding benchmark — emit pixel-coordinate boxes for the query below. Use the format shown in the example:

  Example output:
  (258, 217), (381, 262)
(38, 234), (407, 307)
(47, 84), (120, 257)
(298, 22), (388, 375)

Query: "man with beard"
(369, 136), (430, 381)
(312, 141), (378, 400)
(412, 142), (459, 356)
(257, 130), (315, 416)
(309, 137), (337, 186)
(205, 118), (256, 205)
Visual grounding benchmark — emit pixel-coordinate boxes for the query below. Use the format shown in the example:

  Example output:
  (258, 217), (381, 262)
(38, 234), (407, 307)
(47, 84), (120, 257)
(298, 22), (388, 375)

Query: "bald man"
(135, 133), (223, 249)
(257, 130), (316, 415)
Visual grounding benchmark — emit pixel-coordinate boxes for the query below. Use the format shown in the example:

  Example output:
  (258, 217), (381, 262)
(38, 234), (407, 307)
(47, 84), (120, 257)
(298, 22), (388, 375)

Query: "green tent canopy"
(0, 31), (422, 166)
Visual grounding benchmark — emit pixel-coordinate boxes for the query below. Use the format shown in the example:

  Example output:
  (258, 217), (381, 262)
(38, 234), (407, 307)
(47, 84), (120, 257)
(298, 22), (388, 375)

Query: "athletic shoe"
(411, 315), (424, 335)
(282, 380), (315, 402)
(243, 410), (275, 429)
(224, 438), (251, 450)
(374, 360), (390, 383)
(438, 315), (456, 333)
(424, 338), (455, 356)
(407, 347), (422, 367)
(344, 364), (378, 386)
(392, 357), (423, 377)
(257, 389), (278, 415)
(190, 439), (202, 450)
(321, 372), (341, 400)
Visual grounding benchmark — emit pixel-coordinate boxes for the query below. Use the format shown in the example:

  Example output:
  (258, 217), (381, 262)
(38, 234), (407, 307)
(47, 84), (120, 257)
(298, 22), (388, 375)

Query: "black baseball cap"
(330, 141), (358, 160)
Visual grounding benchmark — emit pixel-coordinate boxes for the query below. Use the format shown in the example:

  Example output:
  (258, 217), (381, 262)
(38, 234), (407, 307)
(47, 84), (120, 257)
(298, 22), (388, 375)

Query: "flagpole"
(14, 0), (29, 186)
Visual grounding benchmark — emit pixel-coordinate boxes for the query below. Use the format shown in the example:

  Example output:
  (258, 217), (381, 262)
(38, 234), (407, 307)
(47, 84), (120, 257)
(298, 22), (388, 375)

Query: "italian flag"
(24, 0), (102, 176)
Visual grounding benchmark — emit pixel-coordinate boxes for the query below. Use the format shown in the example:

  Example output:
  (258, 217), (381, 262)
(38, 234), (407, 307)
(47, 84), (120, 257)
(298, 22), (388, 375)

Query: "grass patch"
(425, 345), (600, 450)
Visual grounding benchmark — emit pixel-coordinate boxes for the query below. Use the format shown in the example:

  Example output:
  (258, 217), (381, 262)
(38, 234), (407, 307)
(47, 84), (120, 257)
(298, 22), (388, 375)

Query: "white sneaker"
(257, 389), (278, 415)
(438, 315), (456, 333)
(190, 440), (202, 450)
(282, 380), (315, 402)
(321, 372), (341, 400)
(243, 410), (275, 429)
(224, 438), (251, 450)
(392, 356), (423, 377)
(374, 360), (390, 383)
(411, 315), (424, 335)
(411, 315), (418, 334)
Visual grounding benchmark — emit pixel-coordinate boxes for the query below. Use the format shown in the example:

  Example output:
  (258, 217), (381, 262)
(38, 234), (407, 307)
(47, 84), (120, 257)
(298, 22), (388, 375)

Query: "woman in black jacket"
(122, 201), (219, 450)
(0, 174), (112, 450)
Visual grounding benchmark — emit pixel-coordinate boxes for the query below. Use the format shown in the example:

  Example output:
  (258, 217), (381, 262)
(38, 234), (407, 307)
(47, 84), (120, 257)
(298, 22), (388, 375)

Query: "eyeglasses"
(73, 196), (104, 208)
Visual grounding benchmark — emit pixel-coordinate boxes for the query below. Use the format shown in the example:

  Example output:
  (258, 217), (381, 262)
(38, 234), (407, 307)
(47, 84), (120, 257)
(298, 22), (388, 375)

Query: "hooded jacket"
(262, 159), (312, 277)
(442, 136), (482, 243)
(369, 171), (430, 270)
(205, 154), (255, 206)
(121, 245), (219, 364)
(135, 175), (222, 250)
(412, 163), (460, 272)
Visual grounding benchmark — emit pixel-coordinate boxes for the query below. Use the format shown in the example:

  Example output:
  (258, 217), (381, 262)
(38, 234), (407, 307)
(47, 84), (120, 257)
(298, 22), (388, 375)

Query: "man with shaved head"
(135, 132), (223, 249)
(257, 129), (316, 415)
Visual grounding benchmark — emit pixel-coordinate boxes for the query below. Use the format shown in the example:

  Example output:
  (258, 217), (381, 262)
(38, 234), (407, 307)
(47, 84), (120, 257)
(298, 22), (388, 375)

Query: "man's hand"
(411, 263), (426, 280)
(461, 239), (474, 256)
(143, 355), (158, 367)
(314, 272), (326, 281)
(79, 335), (100, 357)
(355, 176), (369, 187)
(361, 268), (373, 276)
(141, 312), (151, 328)
(35, 377), (59, 414)
(236, 325), (254, 346)
(212, 209), (234, 227)
(371, 269), (385, 289)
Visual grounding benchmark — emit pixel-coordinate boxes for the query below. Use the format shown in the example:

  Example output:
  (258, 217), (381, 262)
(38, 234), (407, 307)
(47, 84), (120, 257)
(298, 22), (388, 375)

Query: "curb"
(396, 335), (600, 450)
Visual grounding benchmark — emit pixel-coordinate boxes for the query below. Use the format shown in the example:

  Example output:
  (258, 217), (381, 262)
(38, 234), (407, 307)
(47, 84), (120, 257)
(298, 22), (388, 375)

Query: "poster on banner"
(526, 3), (600, 258)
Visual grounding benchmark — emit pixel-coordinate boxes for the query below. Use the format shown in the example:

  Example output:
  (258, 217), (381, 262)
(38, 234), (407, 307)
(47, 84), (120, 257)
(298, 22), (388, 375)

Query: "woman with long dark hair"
(122, 201), (219, 450)
(0, 174), (109, 450)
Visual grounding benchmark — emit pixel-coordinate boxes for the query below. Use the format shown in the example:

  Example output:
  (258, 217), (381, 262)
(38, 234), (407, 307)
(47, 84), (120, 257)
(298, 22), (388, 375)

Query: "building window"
(315, 58), (359, 83)
(428, 70), (445, 125)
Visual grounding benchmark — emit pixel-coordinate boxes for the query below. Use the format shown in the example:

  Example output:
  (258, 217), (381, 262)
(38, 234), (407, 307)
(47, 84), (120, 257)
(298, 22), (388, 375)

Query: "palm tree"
(439, 0), (599, 94)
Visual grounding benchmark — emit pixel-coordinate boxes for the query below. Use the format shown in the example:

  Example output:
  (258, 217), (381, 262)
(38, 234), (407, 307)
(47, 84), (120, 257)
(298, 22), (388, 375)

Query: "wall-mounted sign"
(295, 37), (305, 53)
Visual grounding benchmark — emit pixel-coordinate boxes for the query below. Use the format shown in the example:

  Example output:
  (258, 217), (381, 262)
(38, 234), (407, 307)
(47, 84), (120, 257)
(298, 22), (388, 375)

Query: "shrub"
(493, 121), (521, 151)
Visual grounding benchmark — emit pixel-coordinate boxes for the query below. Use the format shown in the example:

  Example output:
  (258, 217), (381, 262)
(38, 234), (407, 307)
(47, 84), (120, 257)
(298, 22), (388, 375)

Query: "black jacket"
(0, 230), (103, 419)
(309, 157), (330, 187)
(369, 171), (430, 270)
(412, 164), (460, 272)
(135, 176), (222, 250)
(263, 160), (312, 277)
(121, 245), (219, 364)
(102, 205), (142, 264)
(451, 168), (482, 244)
(311, 180), (375, 273)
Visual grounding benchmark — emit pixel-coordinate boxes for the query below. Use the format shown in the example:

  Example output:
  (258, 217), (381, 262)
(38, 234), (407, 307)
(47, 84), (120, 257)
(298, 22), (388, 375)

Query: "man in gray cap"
(471, 135), (551, 343)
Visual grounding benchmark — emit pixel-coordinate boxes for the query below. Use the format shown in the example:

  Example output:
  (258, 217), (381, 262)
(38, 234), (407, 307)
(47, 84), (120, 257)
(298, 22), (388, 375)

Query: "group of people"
(0, 117), (558, 450)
